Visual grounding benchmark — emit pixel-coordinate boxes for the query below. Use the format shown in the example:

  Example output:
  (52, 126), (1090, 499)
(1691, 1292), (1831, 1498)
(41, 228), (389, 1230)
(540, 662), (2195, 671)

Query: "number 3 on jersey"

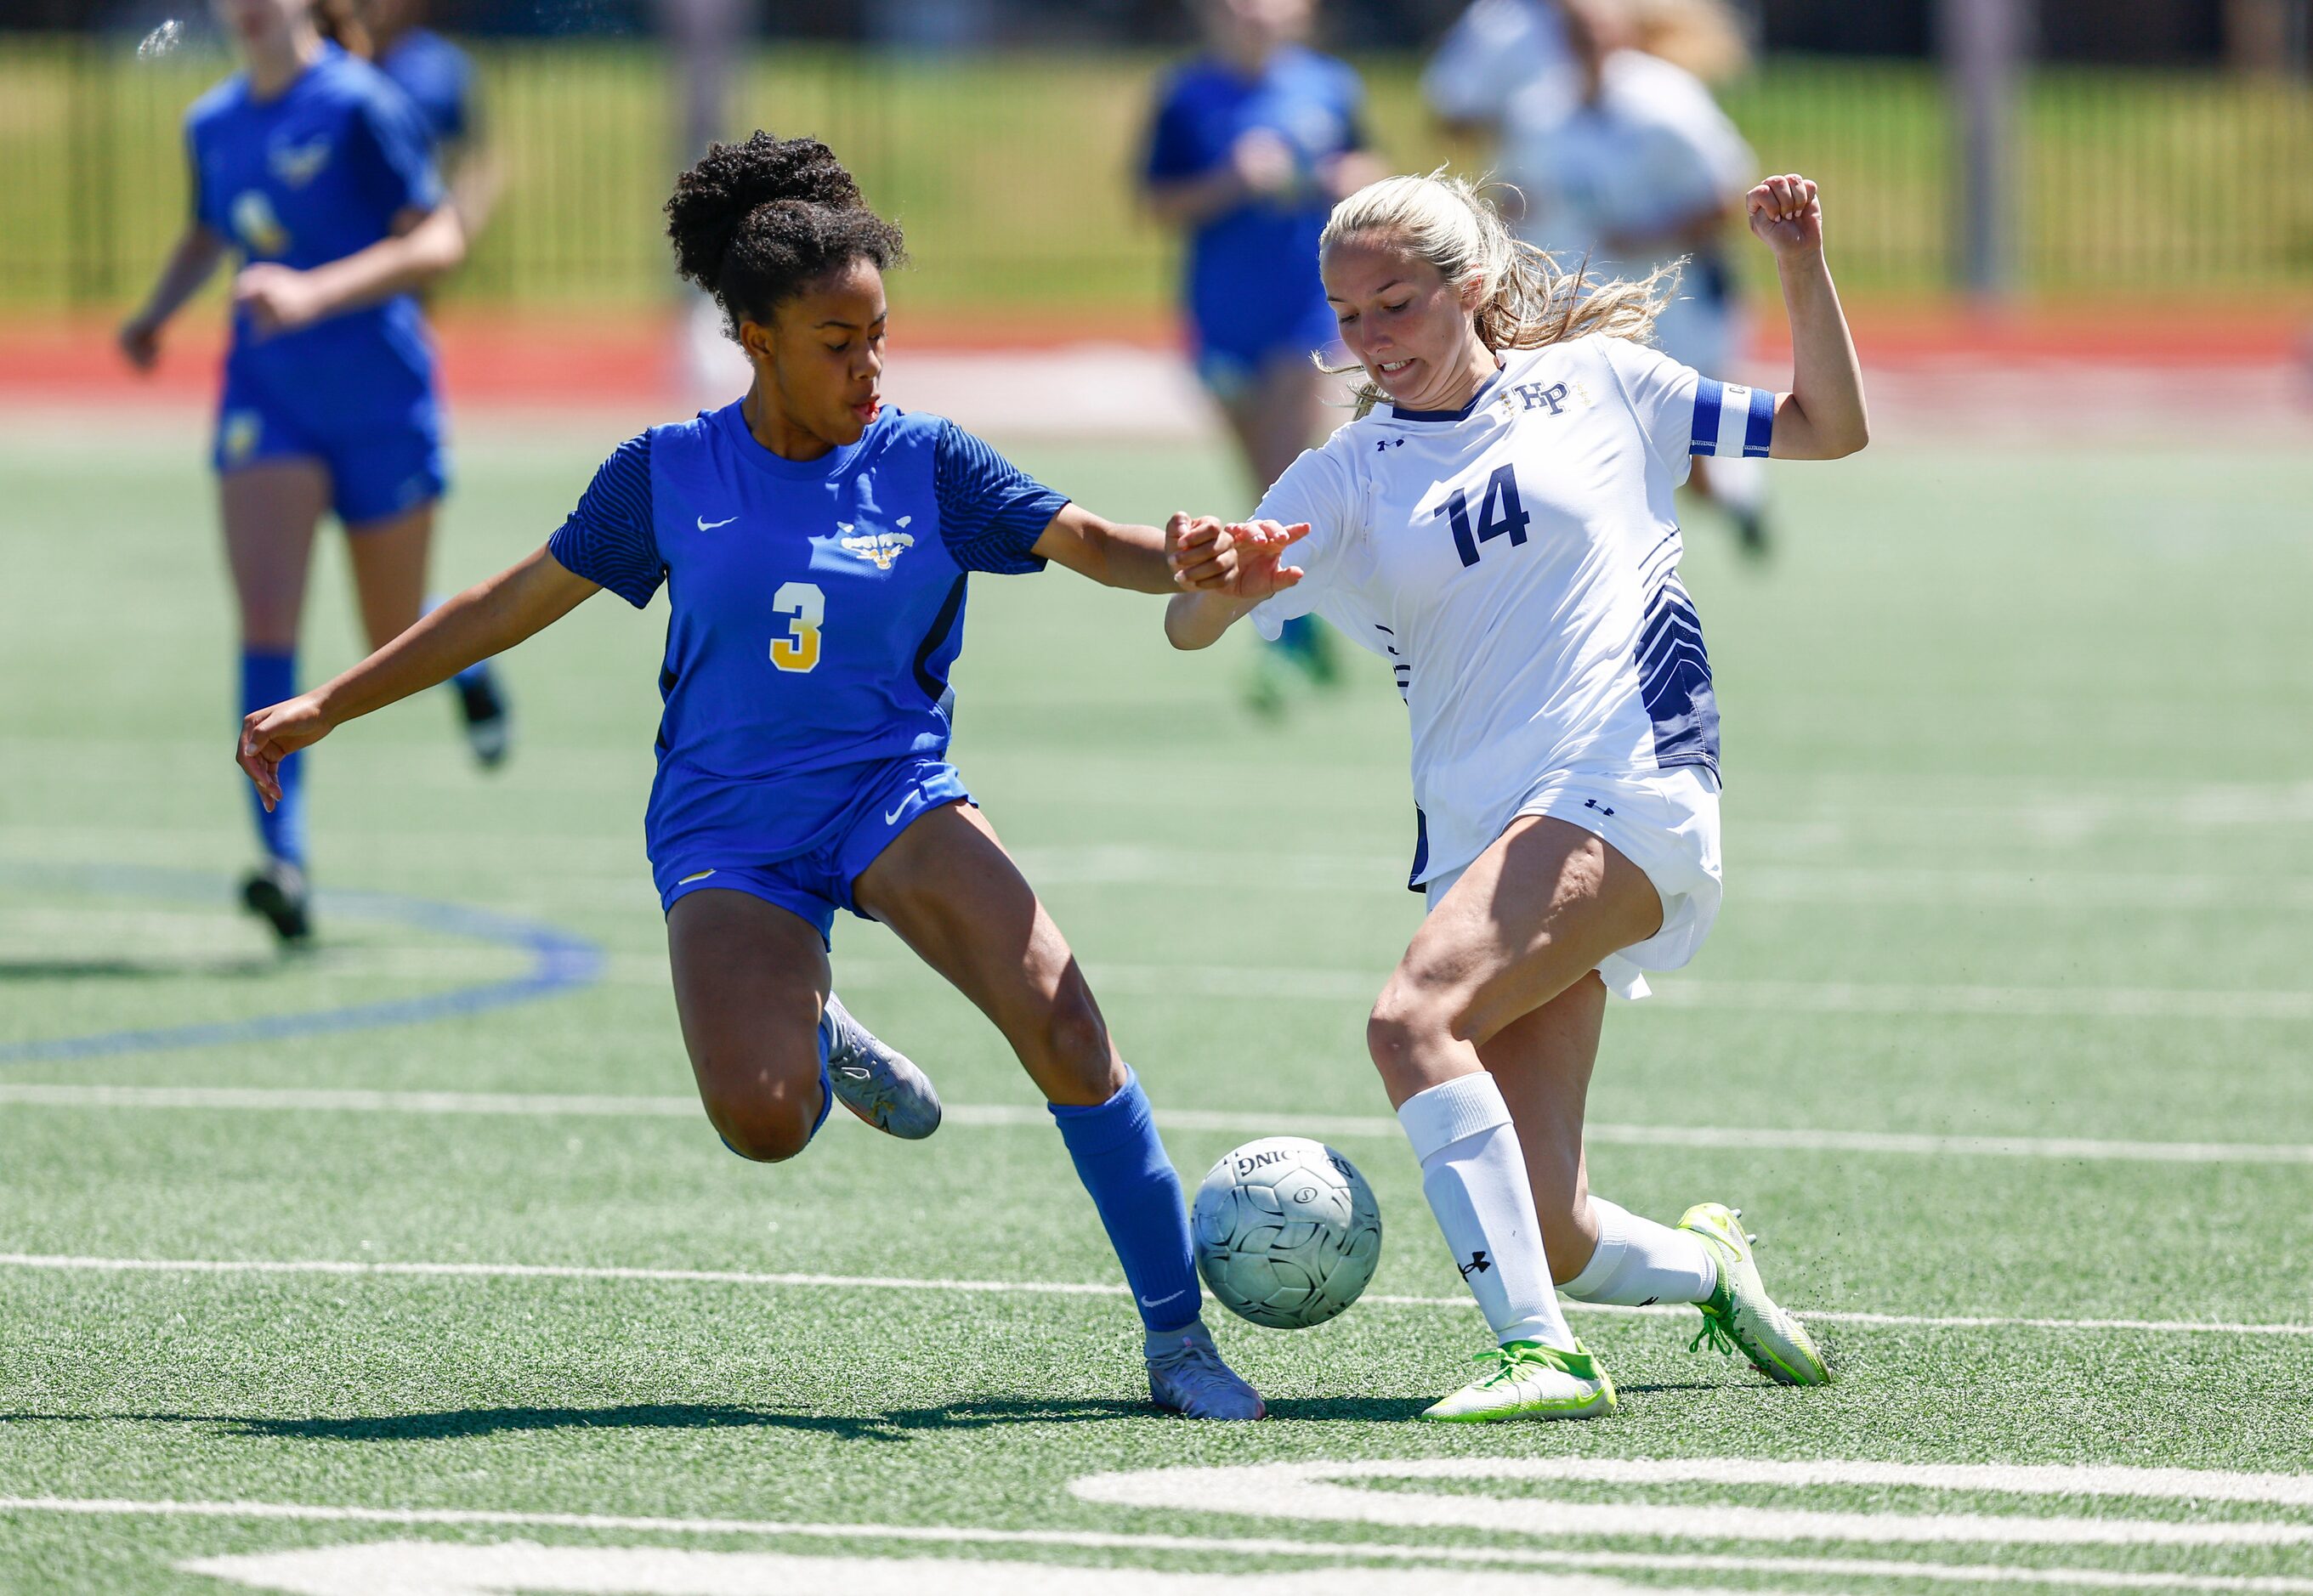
(770, 580), (823, 673)
(1433, 464), (1530, 569)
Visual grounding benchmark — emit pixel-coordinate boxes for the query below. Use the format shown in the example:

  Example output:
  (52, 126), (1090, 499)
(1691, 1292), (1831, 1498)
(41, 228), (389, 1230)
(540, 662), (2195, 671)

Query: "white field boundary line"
(0, 1253), (2304, 1340)
(6, 1083), (2310, 1168)
(3, 1499), (2310, 1596)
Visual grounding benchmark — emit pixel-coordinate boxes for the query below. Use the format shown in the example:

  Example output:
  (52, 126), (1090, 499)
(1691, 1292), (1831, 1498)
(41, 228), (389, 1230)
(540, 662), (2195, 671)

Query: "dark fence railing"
(3, 39), (2307, 314)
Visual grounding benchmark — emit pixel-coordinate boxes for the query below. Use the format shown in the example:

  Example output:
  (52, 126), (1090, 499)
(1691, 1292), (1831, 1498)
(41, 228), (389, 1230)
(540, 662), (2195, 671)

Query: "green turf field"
(2, 418), (2311, 1593)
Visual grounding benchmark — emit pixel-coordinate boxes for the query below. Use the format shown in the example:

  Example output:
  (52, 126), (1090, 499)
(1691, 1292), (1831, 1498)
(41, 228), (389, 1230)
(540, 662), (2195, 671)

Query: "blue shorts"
(655, 756), (972, 947)
(1191, 297), (1342, 399)
(214, 384), (448, 528)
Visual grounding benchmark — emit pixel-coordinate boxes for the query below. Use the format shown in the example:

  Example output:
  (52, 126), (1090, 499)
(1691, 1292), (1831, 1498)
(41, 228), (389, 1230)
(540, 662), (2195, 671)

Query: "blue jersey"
(186, 42), (443, 421)
(376, 28), (475, 150)
(1142, 47), (1365, 355)
(547, 404), (1068, 877)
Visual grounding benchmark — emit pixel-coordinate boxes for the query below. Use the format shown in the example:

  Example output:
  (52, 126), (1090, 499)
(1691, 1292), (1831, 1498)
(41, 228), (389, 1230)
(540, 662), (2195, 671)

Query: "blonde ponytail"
(1318, 171), (1679, 417)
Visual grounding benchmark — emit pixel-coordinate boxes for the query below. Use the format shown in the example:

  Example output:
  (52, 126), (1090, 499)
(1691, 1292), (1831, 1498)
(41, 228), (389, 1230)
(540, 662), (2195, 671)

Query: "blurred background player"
(1499, 0), (1772, 554)
(1420, 0), (1571, 159)
(116, 0), (509, 943)
(361, 0), (502, 236)
(1141, 0), (1381, 713)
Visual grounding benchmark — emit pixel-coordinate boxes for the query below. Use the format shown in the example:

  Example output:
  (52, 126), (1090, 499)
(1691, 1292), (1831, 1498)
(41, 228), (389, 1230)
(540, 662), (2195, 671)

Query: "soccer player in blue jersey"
(237, 133), (1267, 1419)
(361, 0), (500, 235)
(1141, 0), (1380, 710)
(119, 0), (510, 943)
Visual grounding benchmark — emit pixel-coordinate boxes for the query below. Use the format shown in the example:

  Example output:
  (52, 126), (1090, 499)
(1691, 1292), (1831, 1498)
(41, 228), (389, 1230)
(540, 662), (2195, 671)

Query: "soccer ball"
(1192, 1136), (1382, 1329)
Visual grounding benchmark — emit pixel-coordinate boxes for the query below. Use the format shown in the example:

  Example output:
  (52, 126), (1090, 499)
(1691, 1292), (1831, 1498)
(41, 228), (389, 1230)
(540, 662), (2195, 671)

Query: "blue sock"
(1049, 1066), (1203, 1334)
(426, 595), (493, 689)
(240, 648), (306, 866)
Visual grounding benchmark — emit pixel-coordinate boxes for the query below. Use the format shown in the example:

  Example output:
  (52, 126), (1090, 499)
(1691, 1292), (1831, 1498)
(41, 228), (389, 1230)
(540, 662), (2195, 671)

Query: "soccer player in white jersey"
(1164, 169), (1866, 1422)
(1420, 0), (1572, 149)
(1501, 0), (1772, 553)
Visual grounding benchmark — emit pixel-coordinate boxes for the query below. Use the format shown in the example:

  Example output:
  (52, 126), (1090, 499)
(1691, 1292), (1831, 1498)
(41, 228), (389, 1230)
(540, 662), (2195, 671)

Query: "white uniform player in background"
(1420, 0), (1573, 148)
(1165, 169), (1867, 1423)
(1501, 0), (1774, 554)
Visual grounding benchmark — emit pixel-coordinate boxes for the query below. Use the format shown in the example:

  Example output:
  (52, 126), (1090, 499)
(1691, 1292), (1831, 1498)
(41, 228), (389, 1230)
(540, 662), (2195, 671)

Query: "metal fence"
(4, 37), (2309, 314)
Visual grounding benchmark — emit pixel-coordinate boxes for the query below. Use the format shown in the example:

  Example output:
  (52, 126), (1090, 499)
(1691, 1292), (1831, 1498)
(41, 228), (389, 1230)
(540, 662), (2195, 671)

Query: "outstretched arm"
(1164, 518), (1310, 650)
(237, 546), (597, 807)
(1749, 174), (1869, 461)
(1032, 504), (1200, 594)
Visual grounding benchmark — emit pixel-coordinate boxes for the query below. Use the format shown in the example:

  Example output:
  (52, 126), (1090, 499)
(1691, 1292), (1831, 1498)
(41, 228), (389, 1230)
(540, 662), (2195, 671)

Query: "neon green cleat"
(1419, 1338), (1617, 1423)
(1677, 1202), (1831, 1386)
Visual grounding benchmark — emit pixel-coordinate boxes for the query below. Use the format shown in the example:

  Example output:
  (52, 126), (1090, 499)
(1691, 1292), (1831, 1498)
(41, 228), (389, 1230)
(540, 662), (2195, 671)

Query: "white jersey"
(1420, 0), (1573, 131)
(1250, 334), (1771, 887)
(1500, 50), (1753, 281)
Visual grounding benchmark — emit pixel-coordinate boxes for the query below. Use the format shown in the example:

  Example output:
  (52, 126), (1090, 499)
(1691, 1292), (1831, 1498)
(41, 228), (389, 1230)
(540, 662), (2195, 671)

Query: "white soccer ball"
(1192, 1136), (1382, 1329)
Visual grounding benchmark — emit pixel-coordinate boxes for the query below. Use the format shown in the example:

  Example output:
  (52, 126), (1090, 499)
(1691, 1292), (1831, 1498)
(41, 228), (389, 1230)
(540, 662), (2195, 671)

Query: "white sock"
(1397, 1072), (1574, 1350)
(1560, 1197), (1718, 1307)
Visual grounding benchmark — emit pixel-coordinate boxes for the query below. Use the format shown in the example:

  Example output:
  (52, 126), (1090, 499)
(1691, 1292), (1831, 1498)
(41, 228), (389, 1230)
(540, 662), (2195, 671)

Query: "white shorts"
(1421, 764), (1723, 1001)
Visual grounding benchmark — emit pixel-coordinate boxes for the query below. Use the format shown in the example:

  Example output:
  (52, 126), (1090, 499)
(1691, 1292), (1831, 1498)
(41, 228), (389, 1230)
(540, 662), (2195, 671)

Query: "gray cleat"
(1147, 1326), (1266, 1421)
(820, 993), (941, 1140)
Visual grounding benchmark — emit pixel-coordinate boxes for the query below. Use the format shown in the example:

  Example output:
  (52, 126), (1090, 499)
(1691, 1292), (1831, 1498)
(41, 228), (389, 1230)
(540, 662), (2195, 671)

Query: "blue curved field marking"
(0, 864), (604, 1066)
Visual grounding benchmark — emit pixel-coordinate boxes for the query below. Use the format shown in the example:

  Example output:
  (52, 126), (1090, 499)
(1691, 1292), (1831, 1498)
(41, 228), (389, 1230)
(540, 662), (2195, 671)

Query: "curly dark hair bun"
(666, 133), (906, 339)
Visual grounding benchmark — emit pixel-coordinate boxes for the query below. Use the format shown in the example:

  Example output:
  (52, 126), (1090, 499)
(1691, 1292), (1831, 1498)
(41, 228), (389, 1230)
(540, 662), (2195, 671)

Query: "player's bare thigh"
(853, 801), (1122, 1107)
(343, 500), (438, 650)
(219, 461), (331, 649)
(665, 887), (831, 1163)
(1369, 814), (1663, 1105)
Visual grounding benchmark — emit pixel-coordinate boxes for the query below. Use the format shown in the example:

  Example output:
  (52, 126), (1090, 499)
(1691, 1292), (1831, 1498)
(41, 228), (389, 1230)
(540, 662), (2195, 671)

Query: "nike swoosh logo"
(1139, 1289), (1190, 1310)
(677, 869), (716, 885)
(697, 515), (736, 531)
(882, 803), (910, 826)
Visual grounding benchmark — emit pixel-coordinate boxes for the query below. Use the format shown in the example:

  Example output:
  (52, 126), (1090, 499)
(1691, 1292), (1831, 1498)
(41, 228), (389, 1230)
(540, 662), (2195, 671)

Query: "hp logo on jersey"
(1503, 380), (1572, 416)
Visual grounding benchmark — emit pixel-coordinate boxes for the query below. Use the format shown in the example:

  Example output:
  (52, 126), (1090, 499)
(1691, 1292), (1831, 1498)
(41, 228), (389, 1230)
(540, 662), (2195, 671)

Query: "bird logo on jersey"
(269, 134), (332, 188)
(839, 518), (915, 570)
(230, 191), (291, 257)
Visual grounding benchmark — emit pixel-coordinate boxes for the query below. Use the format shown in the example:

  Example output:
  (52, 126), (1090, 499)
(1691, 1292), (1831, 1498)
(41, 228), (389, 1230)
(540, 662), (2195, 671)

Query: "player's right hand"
(1228, 128), (1298, 197)
(237, 695), (333, 812)
(117, 315), (162, 371)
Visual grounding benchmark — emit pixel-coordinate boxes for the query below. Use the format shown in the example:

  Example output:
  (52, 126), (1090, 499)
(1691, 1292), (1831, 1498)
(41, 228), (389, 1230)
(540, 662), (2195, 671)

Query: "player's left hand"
(1746, 173), (1823, 259)
(1167, 513), (1309, 597)
(233, 263), (327, 336)
(238, 693), (334, 812)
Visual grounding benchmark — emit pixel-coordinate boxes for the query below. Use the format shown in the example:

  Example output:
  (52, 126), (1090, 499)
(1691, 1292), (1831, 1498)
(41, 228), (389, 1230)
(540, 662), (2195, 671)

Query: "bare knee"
(1028, 980), (1120, 1108)
(697, 1071), (820, 1163)
(1368, 972), (1470, 1101)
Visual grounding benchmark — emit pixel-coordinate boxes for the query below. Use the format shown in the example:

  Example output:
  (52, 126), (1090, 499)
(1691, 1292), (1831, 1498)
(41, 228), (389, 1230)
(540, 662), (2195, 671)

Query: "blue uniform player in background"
(363, 0), (502, 237)
(239, 133), (1270, 1419)
(1142, 0), (1380, 714)
(120, 0), (509, 943)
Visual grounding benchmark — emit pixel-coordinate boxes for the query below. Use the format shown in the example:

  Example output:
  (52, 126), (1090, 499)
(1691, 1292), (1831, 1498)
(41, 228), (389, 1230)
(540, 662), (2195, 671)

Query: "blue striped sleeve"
(1688, 378), (1775, 459)
(547, 435), (664, 608)
(934, 422), (1068, 575)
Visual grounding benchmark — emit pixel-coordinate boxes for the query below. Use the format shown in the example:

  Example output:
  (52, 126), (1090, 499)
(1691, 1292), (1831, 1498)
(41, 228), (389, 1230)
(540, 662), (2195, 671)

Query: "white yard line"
(6, 1083), (2308, 1166)
(3, 1496), (2310, 1595)
(0, 1252), (2303, 1340)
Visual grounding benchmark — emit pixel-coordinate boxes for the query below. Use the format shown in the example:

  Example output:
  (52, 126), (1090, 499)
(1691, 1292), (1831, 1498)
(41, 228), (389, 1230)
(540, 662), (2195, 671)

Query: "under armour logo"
(1584, 797), (1616, 817)
(1458, 1251), (1492, 1279)
(1375, 438), (1406, 452)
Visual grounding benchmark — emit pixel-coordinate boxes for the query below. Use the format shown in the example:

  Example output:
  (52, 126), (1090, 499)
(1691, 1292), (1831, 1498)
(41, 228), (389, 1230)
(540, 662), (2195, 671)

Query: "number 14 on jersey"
(1432, 465), (1530, 569)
